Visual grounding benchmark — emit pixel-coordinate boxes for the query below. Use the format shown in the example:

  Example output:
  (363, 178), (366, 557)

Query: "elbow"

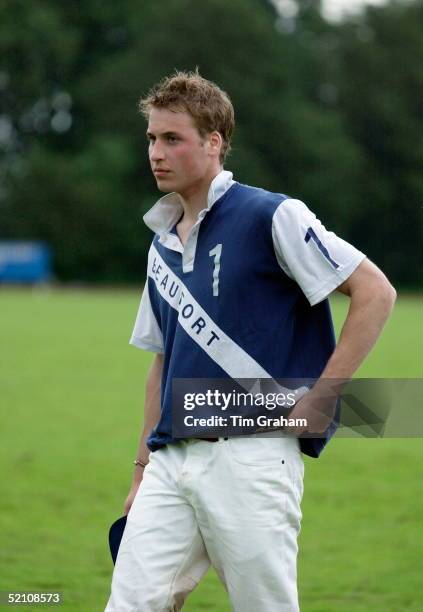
(378, 277), (397, 314)
(389, 283), (397, 307)
(347, 260), (396, 316)
(146, 354), (164, 393)
(385, 277), (397, 306)
(356, 275), (396, 315)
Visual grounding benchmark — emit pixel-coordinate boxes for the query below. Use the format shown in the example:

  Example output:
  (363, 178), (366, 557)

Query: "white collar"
(143, 170), (234, 234)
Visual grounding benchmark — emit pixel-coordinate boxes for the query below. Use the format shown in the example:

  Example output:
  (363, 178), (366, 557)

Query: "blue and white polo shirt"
(130, 170), (366, 457)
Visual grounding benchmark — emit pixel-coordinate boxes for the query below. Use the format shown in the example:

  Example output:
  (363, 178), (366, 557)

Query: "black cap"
(108, 515), (127, 565)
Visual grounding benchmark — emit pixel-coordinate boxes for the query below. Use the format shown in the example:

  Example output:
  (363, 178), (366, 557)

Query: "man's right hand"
(124, 478), (143, 515)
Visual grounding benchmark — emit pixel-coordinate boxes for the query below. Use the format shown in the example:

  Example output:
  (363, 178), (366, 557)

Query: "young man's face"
(146, 107), (220, 197)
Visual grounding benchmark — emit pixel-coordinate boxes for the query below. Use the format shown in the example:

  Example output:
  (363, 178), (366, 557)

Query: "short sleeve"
(272, 199), (366, 306)
(129, 279), (164, 353)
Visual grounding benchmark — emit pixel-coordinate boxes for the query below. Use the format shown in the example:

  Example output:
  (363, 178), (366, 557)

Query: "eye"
(167, 135), (178, 143)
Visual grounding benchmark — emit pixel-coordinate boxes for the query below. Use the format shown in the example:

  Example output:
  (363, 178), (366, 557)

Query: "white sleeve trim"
(129, 336), (164, 353)
(308, 253), (366, 305)
(272, 198), (367, 306)
(129, 276), (164, 353)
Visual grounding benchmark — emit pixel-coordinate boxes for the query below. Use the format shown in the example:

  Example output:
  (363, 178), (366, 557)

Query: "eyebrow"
(146, 130), (180, 138)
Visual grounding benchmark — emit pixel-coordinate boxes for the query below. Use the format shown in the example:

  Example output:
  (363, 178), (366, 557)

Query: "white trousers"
(105, 434), (304, 612)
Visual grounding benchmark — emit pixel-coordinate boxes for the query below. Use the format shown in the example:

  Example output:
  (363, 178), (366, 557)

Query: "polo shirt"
(130, 170), (366, 457)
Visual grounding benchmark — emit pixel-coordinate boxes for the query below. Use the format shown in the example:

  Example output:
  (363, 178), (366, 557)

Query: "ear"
(208, 131), (223, 159)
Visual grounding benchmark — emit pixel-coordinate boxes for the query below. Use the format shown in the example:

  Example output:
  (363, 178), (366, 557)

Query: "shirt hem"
(307, 254), (366, 306)
(129, 337), (164, 353)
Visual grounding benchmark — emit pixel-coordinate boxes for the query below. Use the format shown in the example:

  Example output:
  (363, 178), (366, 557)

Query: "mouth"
(154, 169), (171, 177)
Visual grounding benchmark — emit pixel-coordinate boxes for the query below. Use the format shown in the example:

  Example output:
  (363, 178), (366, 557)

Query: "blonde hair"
(139, 70), (235, 164)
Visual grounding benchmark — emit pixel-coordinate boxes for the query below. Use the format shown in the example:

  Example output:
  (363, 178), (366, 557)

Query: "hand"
(123, 477), (143, 515)
(286, 386), (338, 436)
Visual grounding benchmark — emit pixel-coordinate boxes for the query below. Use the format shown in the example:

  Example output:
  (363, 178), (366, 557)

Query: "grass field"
(0, 288), (422, 611)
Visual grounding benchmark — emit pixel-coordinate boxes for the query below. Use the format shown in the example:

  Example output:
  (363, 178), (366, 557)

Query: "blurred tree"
(0, 0), (421, 286)
(335, 0), (423, 285)
(0, 0), (143, 280)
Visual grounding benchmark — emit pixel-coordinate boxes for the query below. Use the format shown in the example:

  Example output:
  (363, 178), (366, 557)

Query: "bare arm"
(124, 352), (163, 514)
(321, 258), (396, 378)
(289, 258), (396, 432)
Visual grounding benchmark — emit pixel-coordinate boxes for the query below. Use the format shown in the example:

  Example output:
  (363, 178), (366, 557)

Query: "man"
(105, 71), (396, 611)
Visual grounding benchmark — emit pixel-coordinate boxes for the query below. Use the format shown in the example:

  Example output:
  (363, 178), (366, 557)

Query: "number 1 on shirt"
(209, 244), (222, 297)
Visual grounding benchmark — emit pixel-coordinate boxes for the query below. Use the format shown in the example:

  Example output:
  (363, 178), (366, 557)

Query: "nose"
(149, 140), (164, 162)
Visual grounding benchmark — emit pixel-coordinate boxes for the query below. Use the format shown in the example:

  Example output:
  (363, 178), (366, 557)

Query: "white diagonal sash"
(148, 245), (271, 381)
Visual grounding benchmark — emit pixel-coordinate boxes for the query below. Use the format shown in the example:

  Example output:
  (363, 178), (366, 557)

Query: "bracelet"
(134, 459), (148, 468)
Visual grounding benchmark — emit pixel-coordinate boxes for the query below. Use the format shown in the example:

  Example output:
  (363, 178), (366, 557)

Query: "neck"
(178, 167), (222, 224)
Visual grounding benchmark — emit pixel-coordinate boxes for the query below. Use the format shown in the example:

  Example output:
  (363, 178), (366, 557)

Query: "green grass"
(0, 289), (422, 611)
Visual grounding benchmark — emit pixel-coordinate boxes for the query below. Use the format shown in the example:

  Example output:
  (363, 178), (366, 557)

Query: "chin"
(157, 179), (185, 195)
(155, 178), (174, 193)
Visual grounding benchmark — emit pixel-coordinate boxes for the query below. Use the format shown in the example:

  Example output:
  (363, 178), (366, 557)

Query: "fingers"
(123, 492), (135, 515)
(123, 481), (142, 515)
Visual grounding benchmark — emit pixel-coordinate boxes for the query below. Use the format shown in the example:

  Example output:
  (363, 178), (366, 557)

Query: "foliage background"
(1, 3), (422, 609)
(1, 290), (422, 611)
(1, 0), (422, 285)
